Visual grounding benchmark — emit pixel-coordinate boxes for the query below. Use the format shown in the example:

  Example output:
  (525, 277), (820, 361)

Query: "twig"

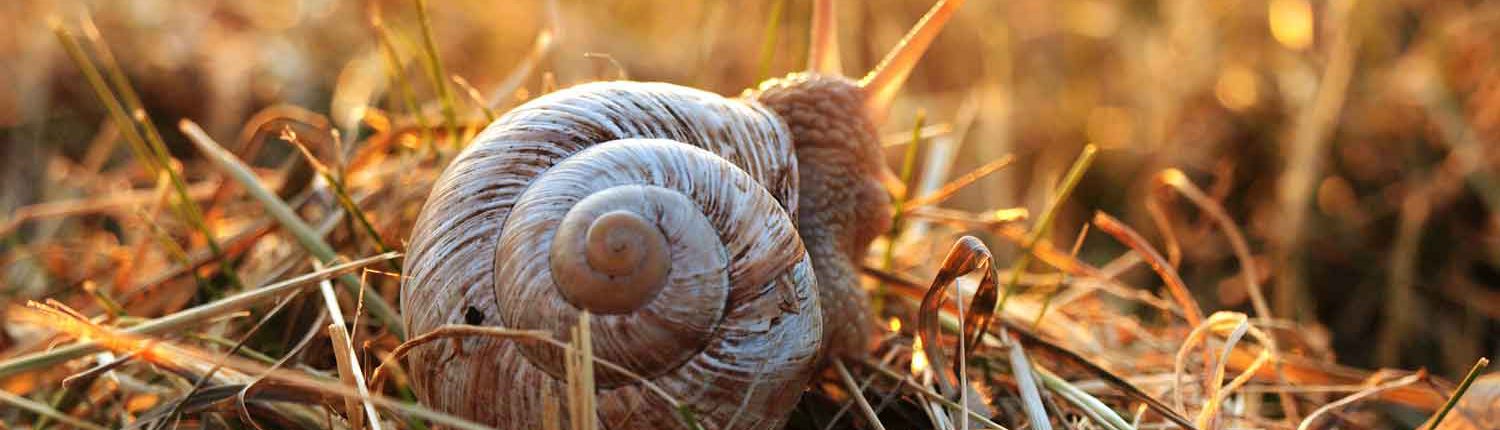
(31, 302), (493, 430)
(582, 52), (629, 81)
(999, 144), (1097, 312)
(1151, 169), (1300, 418)
(1297, 372), (1425, 430)
(450, 74), (497, 122)
(329, 325), (382, 430)
(316, 260), (385, 430)
(283, 129), (400, 271)
(0, 253), (398, 378)
(0, 181), (219, 237)
(877, 264), (1197, 430)
(149, 288), (308, 429)
(822, 349), (900, 430)
(834, 360), (888, 430)
(566, 312), (597, 430)
(903, 154), (1017, 210)
(1035, 366), (1135, 430)
(854, 357), (1009, 429)
(882, 123), (955, 147)
(236, 311), (328, 430)
(1426, 358), (1490, 430)
(1091, 212), (1204, 326)
(1153, 170), (1271, 323)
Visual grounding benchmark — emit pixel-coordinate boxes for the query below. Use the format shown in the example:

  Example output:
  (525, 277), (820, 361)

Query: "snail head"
(747, 0), (963, 255)
(745, 0), (962, 356)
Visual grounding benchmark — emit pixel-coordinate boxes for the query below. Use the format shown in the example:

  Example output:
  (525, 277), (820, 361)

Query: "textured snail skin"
(401, 81), (863, 428)
(747, 73), (892, 358)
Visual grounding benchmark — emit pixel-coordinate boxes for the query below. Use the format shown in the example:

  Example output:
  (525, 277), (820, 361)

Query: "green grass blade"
(181, 120), (406, 339)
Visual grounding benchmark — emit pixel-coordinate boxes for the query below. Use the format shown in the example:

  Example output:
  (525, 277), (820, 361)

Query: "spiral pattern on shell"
(401, 82), (822, 428)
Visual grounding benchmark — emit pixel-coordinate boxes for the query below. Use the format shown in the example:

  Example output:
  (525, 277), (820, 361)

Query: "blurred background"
(2, 0), (1497, 384)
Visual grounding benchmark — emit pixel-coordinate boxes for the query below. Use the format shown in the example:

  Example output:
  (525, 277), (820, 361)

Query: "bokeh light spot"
(1269, 0), (1314, 50)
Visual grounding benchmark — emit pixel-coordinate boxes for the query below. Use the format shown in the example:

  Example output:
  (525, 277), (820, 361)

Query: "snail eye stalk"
(859, 0), (965, 125)
(807, 0), (843, 75)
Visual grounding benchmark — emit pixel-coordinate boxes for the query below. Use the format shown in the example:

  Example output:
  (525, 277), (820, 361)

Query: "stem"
(1427, 357), (1491, 430)
(0, 253), (398, 379)
(74, 17), (245, 290)
(413, 0), (460, 149)
(181, 120), (406, 339)
(998, 144), (1097, 312)
(877, 110), (927, 315)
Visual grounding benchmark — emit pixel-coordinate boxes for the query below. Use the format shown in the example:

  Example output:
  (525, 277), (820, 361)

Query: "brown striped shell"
(401, 81), (823, 429)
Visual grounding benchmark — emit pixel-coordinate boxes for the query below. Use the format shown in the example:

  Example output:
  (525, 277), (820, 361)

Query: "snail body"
(400, 1), (962, 428)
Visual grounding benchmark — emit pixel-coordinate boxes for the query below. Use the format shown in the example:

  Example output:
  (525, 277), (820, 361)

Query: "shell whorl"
(549, 194), (675, 315)
(401, 82), (821, 428)
(496, 139), (815, 387)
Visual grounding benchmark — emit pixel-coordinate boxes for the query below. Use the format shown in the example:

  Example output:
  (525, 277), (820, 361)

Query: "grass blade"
(1426, 357), (1491, 430)
(877, 109), (928, 314)
(368, 6), (436, 155)
(75, 16), (246, 291)
(0, 389), (107, 430)
(998, 144), (1097, 312)
(834, 360), (888, 430)
(0, 253), (398, 379)
(756, 0), (788, 82)
(1006, 333), (1053, 430)
(180, 119), (405, 339)
(413, 0), (460, 149)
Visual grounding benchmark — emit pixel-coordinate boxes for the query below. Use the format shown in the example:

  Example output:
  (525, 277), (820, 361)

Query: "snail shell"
(402, 0), (966, 425)
(401, 82), (822, 428)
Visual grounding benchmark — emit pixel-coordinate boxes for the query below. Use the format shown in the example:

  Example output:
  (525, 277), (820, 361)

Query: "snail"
(400, 0), (964, 427)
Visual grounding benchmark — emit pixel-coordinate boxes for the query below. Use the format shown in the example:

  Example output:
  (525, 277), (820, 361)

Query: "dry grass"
(2, 0), (1499, 428)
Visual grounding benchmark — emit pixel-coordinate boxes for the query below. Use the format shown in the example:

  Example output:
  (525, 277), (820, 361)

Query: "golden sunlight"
(910, 336), (930, 375)
(1215, 64), (1260, 111)
(1269, 0), (1314, 50)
